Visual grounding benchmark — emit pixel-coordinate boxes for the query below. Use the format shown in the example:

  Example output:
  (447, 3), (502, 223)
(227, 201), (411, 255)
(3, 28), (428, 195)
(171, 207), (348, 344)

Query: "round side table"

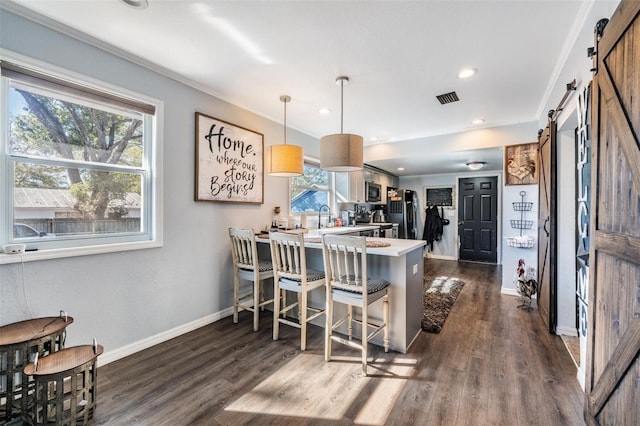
(0, 314), (74, 423)
(24, 343), (103, 426)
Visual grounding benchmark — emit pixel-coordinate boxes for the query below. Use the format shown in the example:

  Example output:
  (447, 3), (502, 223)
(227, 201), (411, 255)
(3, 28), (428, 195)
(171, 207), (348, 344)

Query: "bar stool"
(229, 228), (274, 331)
(321, 234), (390, 376)
(0, 312), (73, 423)
(24, 341), (103, 426)
(269, 231), (325, 350)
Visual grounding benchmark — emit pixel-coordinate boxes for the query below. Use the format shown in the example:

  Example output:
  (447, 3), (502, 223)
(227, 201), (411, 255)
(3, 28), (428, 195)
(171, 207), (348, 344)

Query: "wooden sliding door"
(585, 1), (640, 423)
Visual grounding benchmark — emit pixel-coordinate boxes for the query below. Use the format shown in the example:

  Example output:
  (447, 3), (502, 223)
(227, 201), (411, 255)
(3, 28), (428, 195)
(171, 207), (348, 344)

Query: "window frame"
(288, 159), (336, 217)
(0, 53), (163, 264)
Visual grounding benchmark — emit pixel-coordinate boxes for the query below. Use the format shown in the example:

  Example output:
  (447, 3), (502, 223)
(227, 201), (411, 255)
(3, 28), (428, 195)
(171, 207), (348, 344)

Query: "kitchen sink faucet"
(318, 204), (331, 228)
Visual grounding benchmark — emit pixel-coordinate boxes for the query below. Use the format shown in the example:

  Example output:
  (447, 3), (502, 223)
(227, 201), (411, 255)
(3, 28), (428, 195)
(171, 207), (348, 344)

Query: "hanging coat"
(422, 206), (443, 250)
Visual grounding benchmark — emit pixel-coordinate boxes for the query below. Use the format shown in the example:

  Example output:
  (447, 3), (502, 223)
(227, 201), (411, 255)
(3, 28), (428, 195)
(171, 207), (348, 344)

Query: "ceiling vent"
(436, 91), (459, 105)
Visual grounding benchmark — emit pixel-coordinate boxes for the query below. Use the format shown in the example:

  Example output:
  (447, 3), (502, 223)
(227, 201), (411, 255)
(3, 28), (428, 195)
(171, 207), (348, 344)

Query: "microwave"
(365, 181), (382, 203)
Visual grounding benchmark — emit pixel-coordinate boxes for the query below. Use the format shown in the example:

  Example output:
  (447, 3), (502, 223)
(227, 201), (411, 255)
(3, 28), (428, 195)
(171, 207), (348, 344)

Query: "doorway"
(457, 176), (498, 263)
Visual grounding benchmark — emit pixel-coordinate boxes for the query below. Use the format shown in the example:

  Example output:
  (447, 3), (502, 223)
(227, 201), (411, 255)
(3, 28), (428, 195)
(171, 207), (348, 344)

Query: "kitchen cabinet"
(335, 166), (398, 204)
(335, 170), (365, 202)
(378, 173), (389, 204)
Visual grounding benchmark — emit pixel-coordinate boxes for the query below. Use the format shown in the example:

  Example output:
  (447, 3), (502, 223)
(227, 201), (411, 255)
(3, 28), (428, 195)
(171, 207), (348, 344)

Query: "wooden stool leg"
(253, 279), (260, 332)
(281, 289), (287, 317)
(383, 293), (390, 353)
(233, 273), (240, 324)
(347, 305), (353, 340)
(273, 281), (280, 341)
(300, 292), (308, 351)
(325, 294), (332, 362)
(362, 303), (368, 377)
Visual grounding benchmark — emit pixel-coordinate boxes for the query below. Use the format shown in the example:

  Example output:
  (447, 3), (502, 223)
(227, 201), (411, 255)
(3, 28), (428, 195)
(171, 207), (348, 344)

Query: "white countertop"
(257, 231), (425, 257)
(314, 225), (378, 235)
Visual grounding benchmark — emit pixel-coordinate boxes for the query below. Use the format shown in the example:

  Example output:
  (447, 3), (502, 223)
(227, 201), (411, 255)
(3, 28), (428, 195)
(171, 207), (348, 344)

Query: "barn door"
(586, 1), (640, 424)
(537, 120), (557, 333)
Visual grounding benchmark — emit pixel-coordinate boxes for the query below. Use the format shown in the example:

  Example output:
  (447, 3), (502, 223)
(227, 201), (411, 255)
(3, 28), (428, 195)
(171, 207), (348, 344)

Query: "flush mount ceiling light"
(472, 118), (485, 125)
(120, 0), (148, 9)
(266, 95), (303, 177)
(320, 76), (363, 172)
(466, 161), (486, 171)
(457, 67), (478, 79)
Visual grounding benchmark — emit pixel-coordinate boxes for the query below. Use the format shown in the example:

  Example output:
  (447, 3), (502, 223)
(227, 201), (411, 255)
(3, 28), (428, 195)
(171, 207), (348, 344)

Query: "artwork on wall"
(504, 142), (539, 185)
(195, 112), (264, 204)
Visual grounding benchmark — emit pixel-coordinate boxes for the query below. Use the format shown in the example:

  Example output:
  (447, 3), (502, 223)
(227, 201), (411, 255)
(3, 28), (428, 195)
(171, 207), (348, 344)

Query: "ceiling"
(3, 0), (603, 176)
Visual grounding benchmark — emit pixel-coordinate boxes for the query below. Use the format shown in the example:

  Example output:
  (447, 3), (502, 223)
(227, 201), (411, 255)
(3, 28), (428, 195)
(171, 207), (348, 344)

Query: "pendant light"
(266, 95), (304, 177)
(320, 76), (363, 171)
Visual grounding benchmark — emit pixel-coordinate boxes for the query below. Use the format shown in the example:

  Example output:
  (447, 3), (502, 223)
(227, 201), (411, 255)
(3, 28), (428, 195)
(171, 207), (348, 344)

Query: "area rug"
(421, 276), (465, 333)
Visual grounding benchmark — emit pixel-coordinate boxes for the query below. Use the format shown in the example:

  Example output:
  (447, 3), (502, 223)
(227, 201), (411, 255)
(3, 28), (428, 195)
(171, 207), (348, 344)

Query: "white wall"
(401, 174), (459, 259)
(401, 171), (504, 261)
(0, 10), (319, 363)
(500, 184), (538, 295)
(1, 1), (621, 364)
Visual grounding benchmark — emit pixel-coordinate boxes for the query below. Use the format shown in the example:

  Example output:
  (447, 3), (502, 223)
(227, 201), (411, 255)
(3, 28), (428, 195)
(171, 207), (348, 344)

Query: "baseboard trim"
(556, 326), (579, 337)
(425, 253), (457, 261)
(98, 307), (233, 366)
(500, 287), (520, 297)
(406, 329), (422, 354)
(577, 365), (586, 391)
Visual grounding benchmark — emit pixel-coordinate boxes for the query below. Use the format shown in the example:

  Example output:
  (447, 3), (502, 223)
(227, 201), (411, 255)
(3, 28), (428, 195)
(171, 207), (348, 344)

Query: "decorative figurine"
(515, 258), (538, 311)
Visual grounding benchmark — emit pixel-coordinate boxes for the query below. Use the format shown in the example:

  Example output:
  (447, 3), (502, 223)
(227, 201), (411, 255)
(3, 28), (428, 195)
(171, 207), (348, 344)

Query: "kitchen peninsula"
(258, 230), (426, 353)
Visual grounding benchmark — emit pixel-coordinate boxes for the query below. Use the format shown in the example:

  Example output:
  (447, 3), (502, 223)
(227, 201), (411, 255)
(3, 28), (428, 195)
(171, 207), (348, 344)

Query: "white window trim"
(288, 156), (336, 217)
(0, 50), (163, 264)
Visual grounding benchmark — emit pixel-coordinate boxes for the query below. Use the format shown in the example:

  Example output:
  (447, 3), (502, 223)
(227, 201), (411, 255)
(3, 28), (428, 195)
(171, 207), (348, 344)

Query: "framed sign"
(195, 112), (264, 203)
(504, 142), (538, 185)
(425, 186), (454, 208)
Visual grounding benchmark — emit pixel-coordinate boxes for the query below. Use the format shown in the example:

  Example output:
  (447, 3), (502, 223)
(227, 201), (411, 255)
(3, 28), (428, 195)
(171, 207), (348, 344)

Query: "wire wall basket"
(512, 201), (533, 211)
(507, 237), (535, 248)
(510, 219), (534, 230)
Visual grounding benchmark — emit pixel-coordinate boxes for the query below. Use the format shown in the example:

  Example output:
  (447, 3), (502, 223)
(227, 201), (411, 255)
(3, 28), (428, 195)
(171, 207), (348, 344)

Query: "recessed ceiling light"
(472, 118), (485, 125)
(319, 108), (331, 114)
(397, 167), (405, 171)
(120, 0), (148, 9)
(457, 68), (477, 79)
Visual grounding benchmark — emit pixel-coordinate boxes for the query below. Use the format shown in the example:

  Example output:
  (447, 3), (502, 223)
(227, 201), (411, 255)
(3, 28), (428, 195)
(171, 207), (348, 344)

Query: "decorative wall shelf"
(508, 191), (535, 249)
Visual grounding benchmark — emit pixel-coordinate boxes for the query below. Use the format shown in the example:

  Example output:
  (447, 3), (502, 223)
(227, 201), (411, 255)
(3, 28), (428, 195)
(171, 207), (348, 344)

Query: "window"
(290, 163), (333, 214)
(1, 60), (161, 257)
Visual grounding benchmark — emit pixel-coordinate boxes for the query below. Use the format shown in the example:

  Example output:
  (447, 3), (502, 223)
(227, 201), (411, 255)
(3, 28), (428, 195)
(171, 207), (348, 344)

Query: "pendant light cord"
(340, 79), (344, 134)
(281, 95), (291, 145)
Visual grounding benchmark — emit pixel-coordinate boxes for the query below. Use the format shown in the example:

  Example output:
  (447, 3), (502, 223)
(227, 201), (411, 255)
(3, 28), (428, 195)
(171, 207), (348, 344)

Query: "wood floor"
(93, 259), (585, 425)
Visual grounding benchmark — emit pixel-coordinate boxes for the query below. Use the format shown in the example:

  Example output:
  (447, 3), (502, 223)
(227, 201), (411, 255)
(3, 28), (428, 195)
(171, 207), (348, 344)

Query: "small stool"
(24, 343), (103, 426)
(0, 313), (73, 423)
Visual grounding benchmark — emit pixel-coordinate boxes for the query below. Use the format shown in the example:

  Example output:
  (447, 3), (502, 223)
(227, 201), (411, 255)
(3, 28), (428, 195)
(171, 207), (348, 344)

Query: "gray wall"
(0, 1), (621, 363)
(0, 9), (319, 363)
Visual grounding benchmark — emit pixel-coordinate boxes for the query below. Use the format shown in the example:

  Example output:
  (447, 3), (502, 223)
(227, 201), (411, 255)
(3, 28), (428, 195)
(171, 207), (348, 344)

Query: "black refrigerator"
(387, 189), (419, 239)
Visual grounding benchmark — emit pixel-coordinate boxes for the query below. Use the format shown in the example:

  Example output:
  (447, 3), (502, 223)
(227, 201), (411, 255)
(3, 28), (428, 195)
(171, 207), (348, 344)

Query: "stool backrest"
(229, 228), (258, 270)
(269, 231), (307, 281)
(321, 234), (368, 299)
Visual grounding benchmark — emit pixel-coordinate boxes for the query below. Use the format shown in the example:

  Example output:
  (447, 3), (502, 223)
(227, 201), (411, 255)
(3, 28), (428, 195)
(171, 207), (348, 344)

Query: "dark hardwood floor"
(93, 259), (584, 425)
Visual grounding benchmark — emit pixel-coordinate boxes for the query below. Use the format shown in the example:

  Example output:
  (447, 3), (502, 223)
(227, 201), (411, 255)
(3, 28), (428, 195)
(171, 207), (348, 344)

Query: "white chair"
(321, 234), (390, 376)
(269, 231), (325, 350)
(229, 228), (274, 331)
